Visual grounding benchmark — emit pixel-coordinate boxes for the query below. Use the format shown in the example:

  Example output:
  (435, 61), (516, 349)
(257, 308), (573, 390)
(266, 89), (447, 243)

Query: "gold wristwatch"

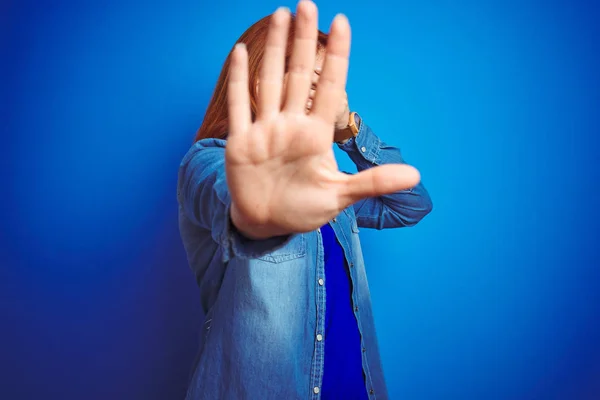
(336, 111), (361, 143)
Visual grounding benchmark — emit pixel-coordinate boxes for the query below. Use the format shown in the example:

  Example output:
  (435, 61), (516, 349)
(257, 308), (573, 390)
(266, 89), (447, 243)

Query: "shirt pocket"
(257, 233), (306, 263)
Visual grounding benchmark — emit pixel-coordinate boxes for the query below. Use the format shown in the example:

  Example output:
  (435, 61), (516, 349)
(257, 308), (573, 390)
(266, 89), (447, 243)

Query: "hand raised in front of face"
(226, 1), (421, 239)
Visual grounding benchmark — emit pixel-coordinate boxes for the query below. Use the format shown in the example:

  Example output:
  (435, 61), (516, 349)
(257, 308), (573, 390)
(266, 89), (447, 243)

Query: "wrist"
(334, 112), (361, 144)
(230, 203), (267, 240)
(230, 203), (288, 240)
(334, 131), (353, 144)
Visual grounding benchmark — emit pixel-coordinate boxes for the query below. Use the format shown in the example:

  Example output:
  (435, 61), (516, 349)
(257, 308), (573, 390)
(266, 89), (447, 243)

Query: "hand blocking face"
(300, 52), (350, 131)
(257, 49), (351, 134)
(226, 3), (421, 237)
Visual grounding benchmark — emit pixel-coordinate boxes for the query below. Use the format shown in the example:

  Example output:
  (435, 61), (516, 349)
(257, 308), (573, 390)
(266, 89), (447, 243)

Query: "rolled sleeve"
(337, 121), (387, 167)
(335, 119), (433, 228)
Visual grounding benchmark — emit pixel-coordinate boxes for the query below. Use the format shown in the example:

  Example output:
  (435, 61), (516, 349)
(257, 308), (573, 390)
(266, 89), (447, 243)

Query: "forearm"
(337, 118), (433, 228)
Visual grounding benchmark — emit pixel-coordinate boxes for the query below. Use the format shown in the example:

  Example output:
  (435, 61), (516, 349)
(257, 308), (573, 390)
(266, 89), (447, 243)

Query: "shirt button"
(318, 278), (324, 286)
(316, 334), (323, 341)
(355, 306), (359, 312)
(362, 347), (366, 352)
(349, 262), (354, 268)
(317, 228), (321, 233)
(332, 217), (336, 222)
(361, 146), (367, 153)
(313, 387), (320, 394)
(369, 389), (374, 394)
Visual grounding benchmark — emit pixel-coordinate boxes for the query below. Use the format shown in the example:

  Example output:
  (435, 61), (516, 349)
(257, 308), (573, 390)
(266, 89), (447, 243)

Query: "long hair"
(194, 14), (329, 142)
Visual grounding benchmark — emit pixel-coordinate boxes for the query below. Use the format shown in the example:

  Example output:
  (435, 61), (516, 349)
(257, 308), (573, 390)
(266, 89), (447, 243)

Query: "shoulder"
(180, 138), (227, 169)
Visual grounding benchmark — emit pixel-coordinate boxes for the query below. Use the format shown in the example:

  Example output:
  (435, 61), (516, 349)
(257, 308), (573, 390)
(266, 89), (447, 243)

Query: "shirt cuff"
(337, 119), (382, 166)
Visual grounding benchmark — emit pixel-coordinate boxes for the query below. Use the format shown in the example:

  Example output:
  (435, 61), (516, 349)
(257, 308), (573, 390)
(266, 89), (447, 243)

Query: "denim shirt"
(177, 120), (433, 400)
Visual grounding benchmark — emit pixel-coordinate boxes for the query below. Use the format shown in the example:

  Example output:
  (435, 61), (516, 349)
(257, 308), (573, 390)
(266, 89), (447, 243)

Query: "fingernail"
(235, 42), (246, 50)
(334, 13), (348, 24)
(276, 6), (290, 14)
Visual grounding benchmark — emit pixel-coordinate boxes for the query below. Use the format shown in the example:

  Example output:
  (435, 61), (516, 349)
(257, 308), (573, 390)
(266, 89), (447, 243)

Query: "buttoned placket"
(309, 227), (327, 399)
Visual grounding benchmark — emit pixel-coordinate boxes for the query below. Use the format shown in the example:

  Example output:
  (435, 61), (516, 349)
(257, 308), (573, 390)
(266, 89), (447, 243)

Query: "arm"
(177, 140), (292, 263)
(337, 118), (433, 229)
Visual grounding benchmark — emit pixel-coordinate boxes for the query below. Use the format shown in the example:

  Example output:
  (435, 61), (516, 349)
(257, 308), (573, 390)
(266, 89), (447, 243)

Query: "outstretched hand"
(226, 1), (421, 239)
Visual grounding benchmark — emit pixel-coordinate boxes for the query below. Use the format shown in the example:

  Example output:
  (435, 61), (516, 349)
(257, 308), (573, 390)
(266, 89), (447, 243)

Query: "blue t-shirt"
(320, 223), (369, 399)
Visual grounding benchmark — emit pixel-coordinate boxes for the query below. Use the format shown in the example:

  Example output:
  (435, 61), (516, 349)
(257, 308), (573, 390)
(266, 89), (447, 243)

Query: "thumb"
(338, 164), (421, 208)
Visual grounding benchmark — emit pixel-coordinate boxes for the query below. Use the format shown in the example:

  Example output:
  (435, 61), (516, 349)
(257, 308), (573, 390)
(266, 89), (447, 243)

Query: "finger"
(338, 164), (421, 208)
(257, 7), (291, 120)
(311, 14), (351, 127)
(227, 43), (251, 139)
(283, 0), (318, 113)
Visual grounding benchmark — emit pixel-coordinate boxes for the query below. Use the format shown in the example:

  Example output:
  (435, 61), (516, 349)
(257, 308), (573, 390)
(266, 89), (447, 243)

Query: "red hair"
(194, 14), (329, 142)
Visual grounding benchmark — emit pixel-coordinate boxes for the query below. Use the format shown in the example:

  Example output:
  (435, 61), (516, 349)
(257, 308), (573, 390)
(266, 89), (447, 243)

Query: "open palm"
(226, 1), (420, 238)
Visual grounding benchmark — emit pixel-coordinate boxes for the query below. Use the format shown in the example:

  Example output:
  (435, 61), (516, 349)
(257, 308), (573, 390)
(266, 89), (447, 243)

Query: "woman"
(177, 2), (432, 399)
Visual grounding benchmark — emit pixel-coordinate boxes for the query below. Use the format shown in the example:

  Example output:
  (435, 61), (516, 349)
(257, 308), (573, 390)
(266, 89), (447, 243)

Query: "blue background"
(2, 0), (599, 399)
